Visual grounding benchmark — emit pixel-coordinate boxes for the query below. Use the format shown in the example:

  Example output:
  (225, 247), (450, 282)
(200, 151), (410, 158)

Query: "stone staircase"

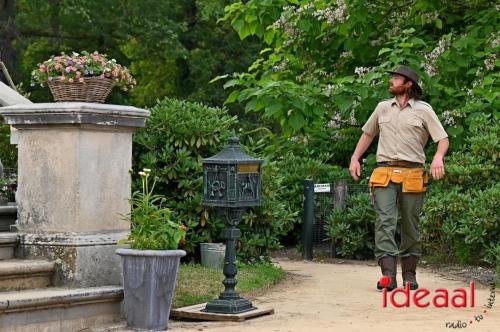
(0, 227), (124, 332)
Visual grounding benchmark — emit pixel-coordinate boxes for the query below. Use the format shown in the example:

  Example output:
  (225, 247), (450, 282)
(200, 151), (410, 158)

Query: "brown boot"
(401, 255), (419, 290)
(377, 256), (397, 291)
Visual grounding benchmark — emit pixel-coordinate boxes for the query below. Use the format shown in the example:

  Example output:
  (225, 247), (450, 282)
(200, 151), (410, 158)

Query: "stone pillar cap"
(0, 102), (150, 128)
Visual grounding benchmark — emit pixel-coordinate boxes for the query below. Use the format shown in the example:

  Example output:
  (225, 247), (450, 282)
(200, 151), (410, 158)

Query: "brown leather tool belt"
(377, 160), (423, 168)
(369, 166), (428, 193)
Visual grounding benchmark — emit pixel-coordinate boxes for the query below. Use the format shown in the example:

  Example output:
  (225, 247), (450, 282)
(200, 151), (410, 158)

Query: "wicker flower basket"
(47, 77), (114, 103)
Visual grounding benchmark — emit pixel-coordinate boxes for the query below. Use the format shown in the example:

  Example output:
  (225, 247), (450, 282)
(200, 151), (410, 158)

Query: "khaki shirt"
(362, 97), (448, 163)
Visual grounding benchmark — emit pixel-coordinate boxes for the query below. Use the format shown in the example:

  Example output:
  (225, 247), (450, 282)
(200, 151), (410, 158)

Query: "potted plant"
(116, 168), (186, 331)
(31, 51), (136, 103)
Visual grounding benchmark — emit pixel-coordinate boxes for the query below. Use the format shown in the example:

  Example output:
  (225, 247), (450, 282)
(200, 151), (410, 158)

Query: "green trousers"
(373, 181), (424, 260)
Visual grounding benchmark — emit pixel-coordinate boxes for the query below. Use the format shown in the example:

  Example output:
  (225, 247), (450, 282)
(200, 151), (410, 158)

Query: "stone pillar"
(0, 102), (149, 287)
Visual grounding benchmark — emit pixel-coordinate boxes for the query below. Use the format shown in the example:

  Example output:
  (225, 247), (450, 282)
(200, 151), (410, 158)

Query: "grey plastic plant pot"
(200, 242), (226, 269)
(116, 247), (186, 331)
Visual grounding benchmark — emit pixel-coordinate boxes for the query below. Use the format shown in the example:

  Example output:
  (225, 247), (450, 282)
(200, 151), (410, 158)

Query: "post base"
(203, 297), (256, 314)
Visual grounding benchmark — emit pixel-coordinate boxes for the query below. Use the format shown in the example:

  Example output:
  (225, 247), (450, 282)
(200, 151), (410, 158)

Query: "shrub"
(0, 173), (17, 204)
(238, 161), (298, 262)
(273, 153), (349, 243)
(325, 193), (375, 259)
(133, 98), (237, 256)
(421, 114), (500, 266)
(0, 124), (17, 169)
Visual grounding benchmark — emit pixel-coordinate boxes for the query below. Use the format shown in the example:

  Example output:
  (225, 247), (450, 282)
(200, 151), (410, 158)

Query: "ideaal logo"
(382, 281), (475, 308)
(381, 278), (496, 329)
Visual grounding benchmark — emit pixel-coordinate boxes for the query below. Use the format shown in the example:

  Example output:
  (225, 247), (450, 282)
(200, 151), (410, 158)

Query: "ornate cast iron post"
(202, 136), (263, 314)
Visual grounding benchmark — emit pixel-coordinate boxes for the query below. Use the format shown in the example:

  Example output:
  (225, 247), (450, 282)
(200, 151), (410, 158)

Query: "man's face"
(388, 74), (411, 95)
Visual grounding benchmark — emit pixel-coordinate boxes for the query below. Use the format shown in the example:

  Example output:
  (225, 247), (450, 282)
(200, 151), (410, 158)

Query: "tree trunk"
(0, 0), (18, 82)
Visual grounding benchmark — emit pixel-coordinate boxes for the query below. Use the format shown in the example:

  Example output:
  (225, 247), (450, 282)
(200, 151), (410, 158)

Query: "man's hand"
(349, 158), (361, 180)
(430, 155), (445, 180)
(430, 138), (449, 180)
(349, 133), (374, 181)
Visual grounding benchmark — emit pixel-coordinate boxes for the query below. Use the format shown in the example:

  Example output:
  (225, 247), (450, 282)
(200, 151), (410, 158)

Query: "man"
(349, 65), (449, 291)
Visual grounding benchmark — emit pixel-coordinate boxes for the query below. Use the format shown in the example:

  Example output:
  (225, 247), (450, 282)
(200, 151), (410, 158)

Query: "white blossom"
(423, 36), (451, 76)
(326, 112), (342, 129)
(312, 0), (348, 25)
(354, 66), (371, 77)
(330, 132), (344, 141)
(340, 51), (353, 58)
(441, 110), (464, 127)
(271, 59), (289, 72)
(484, 53), (497, 70)
(441, 111), (456, 126)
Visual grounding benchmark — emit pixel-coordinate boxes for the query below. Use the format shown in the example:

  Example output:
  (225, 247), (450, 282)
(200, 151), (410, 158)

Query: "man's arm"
(349, 132), (375, 180)
(430, 137), (449, 180)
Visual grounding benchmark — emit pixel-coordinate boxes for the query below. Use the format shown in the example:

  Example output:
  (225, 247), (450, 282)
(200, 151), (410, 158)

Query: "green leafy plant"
(239, 161), (299, 262)
(31, 51), (136, 91)
(121, 168), (186, 250)
(420, 114), (500, 266)
(133, 98), (237, 255)
(325, 193), (375, 259)
(0, 174), (17, 204)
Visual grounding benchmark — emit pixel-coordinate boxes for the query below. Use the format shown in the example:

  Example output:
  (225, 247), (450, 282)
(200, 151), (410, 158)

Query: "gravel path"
(103, 257), (498, 332)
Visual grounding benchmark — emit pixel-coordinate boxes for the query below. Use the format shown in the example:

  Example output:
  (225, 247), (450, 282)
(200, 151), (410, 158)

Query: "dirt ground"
(103, 255), (499, 332)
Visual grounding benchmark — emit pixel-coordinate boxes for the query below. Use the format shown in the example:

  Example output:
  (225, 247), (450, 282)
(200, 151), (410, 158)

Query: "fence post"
(303, 179), (314, 261)
(334, 180), (348, 208)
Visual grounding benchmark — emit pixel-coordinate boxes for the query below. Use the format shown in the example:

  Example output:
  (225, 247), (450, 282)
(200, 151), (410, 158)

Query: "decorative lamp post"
(202, 136), (263, 314)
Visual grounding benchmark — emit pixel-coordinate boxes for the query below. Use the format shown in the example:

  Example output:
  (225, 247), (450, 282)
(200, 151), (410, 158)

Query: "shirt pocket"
(378, 115), (391, 125)
(404, 117), (423, 128)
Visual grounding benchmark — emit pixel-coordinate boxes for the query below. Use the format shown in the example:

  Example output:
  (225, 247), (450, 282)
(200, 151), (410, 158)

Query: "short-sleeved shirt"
(362, 97), (448, 163)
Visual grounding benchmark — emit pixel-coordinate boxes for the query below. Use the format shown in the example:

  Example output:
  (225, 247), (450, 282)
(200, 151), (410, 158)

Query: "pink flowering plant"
(31, 51), (136, 91)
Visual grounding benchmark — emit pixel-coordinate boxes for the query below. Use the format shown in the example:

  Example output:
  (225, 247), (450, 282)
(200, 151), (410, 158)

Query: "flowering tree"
(216, 0), (499, 148)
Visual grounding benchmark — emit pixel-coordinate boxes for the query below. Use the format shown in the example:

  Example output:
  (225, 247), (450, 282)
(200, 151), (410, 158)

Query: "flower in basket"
(31, 51), (136, 102)
(120, 168), (186, 250)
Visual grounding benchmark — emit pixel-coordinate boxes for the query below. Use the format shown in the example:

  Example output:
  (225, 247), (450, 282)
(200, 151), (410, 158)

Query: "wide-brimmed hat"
(386, 65), (422, 94)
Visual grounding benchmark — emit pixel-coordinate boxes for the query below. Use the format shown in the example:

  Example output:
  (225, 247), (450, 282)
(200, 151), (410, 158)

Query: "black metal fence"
(303, 179), (369, 260)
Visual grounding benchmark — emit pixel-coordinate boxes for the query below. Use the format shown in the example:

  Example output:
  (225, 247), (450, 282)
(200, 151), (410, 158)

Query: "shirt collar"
(391, 97), (415, 109)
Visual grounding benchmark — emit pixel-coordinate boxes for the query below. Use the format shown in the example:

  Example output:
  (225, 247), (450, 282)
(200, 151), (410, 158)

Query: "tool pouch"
(368, 167), (391, 188)
(369, 167), (427, 193)
(401, 168), (426, 193)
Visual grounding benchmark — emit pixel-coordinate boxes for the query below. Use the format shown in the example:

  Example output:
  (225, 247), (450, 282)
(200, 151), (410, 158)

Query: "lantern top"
(203, 136), (263, 165)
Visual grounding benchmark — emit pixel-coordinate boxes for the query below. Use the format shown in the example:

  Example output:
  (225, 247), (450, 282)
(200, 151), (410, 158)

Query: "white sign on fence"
(314, 183), (331, 193)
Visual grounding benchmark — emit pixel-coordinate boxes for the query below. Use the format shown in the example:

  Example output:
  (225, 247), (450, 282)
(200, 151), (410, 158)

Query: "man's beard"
(389, 84), (407, 96)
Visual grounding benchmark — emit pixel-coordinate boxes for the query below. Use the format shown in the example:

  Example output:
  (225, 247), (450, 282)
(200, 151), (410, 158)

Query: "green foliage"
(421, 115), (500, 266)
(174, 262), (284, 308)
(0, 173), (17, 204)
(325, 193), (375, 259)
(0, 125), (17, 169)
(274, 153), (347, 228)
(133, 98), (237, 255)
(239, 161), (299, 261)
(6, 0), (260, 108)
(122, 169), (186, 250)
(219, 0), (499, 153)
(219, 0), (499, 266)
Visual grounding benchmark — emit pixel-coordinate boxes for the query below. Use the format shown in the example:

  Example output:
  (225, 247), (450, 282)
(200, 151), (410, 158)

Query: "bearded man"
(349, 65), (449, 291)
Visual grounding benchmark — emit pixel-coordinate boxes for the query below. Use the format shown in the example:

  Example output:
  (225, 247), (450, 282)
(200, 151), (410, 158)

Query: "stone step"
(0, 233), (18, 260)
(0, 259), (55, 291)
(0, 286), (123, 332)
